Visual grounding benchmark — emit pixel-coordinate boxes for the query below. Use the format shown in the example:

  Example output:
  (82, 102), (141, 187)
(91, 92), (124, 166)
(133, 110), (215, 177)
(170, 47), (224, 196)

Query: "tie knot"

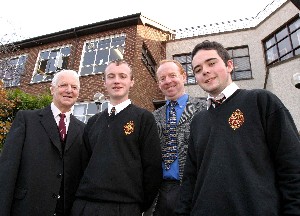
(110, 107), (116, 116)
(169, 101), (178, 107)
(59, 113), (66, 119)
(211, 95), (226, 107)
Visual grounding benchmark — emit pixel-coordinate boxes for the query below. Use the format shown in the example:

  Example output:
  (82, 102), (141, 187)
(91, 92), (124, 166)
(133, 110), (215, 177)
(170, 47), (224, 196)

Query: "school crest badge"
(228, 109), (245, 130)
(124, 121), (134, 135)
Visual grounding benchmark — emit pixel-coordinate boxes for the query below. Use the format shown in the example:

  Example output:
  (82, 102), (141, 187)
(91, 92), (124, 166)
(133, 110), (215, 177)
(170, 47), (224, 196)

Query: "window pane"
(227, 49), (233, 58)
(83, 51), (96, 66)
(186, 64), (193, 76)
(74, 104), (87, 115)
(40, 51), (49, 60)
(266, 47), (278, 64)
(280, 52), (293, 61)
(174, 56), (186, 63)
(278, 37), (292, 57)
(276, 27), (288, 41)
(61, 47), (71, 56)
(291, 29), (300, 49)
(75, 116), (86, 122)
(47, 59), (56, 73)
(98, 39), (111, 49)
(87, 103), (97, 115)
(111, 37), (125, 48)
(187, 55), (192, 62)
(49, 50), (58, 58)
(232, 47), (248, 57)
(289, 18), (300, 33)
(96, 49), (109, 65)
(109, 48), (124, 60)
(94, 64), (106, 73)
(80, 65), (94, 76)
(232, 70), (252, 80)
(187, 76), (196, 84)
(61, 56), (69, 69)
(233, 57), (250, 71)
(265, 37), (276, 49)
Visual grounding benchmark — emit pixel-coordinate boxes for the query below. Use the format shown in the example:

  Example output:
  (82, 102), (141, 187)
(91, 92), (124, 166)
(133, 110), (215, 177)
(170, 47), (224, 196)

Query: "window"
(0, 55), (27, 87)
(173, 47), (251, 84)
(32, 46), (71, 83)
(264, 16), (300, 65)
(73, 101), (109, 123)
(173, 54), (195, 84)
(141, 44), (156, 78)
(80, 34), (126, 76)
(227, 47), (252, 80)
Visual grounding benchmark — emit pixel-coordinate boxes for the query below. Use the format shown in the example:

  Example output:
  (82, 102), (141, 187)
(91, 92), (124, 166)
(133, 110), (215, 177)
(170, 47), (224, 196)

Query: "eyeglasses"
(57, 83), (79, 91)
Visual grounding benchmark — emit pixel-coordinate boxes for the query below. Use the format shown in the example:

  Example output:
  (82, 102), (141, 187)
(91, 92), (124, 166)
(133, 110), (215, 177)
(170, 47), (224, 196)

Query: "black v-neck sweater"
(176, 89), (300, 215)
(76, 104), (162, 211)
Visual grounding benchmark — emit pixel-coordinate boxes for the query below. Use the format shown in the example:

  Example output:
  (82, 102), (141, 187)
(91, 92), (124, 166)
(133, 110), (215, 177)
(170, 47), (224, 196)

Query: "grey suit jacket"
(0, 105), (87, 216)
(153, 96), (206, 181)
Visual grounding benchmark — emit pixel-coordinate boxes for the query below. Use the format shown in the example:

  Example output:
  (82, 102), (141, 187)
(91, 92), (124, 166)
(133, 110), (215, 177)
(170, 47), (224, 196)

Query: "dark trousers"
(70, 199), (142, 216)
(153, 180), (180, 216)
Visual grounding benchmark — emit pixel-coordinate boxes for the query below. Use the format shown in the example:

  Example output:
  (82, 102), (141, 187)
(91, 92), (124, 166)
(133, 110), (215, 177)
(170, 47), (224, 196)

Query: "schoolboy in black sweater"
(71, 59), (162, 216)
(175, 40), (300, 215)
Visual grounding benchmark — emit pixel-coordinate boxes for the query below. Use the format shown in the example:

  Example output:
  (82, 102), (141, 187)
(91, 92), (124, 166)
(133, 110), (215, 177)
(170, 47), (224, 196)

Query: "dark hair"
(191, 40), (231, 66)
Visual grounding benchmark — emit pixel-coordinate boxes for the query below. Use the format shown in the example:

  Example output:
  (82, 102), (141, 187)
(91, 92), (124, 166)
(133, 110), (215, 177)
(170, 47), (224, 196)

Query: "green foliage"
(7, 89), (52, 116)
(0, 81), (15, 151)
(0, 87), (52, 151)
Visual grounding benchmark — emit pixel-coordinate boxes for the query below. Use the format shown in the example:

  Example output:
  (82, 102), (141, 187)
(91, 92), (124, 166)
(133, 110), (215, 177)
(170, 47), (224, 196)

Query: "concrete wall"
(165, 1), (300, 130)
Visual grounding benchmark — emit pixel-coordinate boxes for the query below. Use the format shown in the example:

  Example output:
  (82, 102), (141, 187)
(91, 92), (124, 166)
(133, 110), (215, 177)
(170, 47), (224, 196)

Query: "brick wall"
(6, 23), (172, 111)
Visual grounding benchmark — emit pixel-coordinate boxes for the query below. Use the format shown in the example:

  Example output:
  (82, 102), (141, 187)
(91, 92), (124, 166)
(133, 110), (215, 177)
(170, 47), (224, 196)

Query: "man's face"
(156, 62), (186, 101)
(50, 72), (80, 113)
(104, 63), (134, 105)
(192, 49), (233, 97)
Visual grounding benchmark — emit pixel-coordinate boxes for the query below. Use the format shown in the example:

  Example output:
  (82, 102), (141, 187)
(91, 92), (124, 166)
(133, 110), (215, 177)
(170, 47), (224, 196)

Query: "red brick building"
(1, 13), (174, 122)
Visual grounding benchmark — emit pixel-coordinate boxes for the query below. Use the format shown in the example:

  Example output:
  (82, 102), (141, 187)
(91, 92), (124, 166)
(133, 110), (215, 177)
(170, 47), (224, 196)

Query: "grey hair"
(51, 70), (80, 88)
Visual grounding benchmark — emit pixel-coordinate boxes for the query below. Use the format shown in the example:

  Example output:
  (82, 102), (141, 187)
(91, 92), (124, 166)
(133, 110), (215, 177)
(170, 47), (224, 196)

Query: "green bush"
(0, 88), (52, 151)
(7, 89), (52, 116)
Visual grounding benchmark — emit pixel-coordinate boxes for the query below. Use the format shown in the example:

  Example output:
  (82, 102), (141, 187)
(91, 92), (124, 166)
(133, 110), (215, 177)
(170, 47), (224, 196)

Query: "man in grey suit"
(0, 70), (87, 216)
(147, 60), (206, 216)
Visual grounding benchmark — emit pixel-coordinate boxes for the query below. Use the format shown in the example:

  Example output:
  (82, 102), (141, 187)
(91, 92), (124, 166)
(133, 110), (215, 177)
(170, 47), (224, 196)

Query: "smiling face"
(192, 49), (233, 97)
(50, 71), (80, 113)
(104, 62), (134, 105)
(156, 61), (186, 101)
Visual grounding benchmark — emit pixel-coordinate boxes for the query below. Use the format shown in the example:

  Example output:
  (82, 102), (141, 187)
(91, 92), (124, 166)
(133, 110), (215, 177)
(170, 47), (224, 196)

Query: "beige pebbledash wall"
(165, 1), (300, 130)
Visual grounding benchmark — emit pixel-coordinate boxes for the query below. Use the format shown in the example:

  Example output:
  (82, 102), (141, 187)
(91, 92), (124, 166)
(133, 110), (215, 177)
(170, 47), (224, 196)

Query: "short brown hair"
(104, 59), (133, 80)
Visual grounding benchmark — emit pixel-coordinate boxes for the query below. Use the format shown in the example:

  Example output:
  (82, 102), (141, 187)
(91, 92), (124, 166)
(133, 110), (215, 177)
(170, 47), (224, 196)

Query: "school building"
(1, 0), (299, 130)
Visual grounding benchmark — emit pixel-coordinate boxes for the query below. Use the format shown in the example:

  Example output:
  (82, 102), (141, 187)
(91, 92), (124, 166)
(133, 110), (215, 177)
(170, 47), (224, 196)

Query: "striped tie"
(211, 95), (226, 108)
(109, 107), (116, 116)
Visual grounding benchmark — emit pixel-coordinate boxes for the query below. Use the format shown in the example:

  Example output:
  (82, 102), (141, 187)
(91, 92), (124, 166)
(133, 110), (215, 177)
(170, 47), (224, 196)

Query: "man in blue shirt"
(148, 60), (206, 216)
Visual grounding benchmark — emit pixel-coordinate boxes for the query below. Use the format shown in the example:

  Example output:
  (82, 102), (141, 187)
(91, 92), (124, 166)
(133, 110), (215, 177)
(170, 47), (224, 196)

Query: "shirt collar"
(51, 102), (72, 120)
(166, 94), (188, 108)
(206, 82), (239, 109)
(108, 99), (131, 115)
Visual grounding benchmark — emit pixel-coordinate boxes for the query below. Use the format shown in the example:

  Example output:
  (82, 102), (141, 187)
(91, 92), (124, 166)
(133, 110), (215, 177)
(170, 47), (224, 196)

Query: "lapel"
(155, 96), (205, 131)
(40, 106), (63, 156)
(178, 96), (198, 126)
(64, 115), (80, 152)
(157, 104), (167, 132)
